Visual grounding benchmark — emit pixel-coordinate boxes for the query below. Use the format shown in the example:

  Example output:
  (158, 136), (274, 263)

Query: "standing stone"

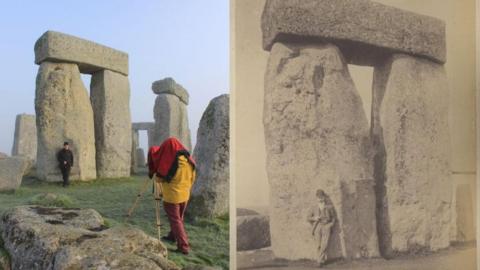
(263, 42), (379, 261)
(11, 114), (37, 161)
(151, 78), (191, 149)
(91, 70), (132, 178)
(451, 183), (475, 242)
(136, 148), (146, 168)
(190, 94), (229, 218)
(131, 130), (139, 174)
(372, 54), (452, 255)
(35, 62), (96, 182)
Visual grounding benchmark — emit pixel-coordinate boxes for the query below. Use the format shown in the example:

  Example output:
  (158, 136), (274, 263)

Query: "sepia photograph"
(233, 0), (477, 269)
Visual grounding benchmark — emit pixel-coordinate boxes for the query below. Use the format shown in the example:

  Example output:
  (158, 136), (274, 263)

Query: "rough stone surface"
(11, 114), (37, 162)
(91, 70), (132, 178)
(136, 148), (146, 168)
(452, 184), (475, 242)
(190, 95), (229, 218)
(131, 130), (139, 174)
(34, 31), (129, 75)
(261, 0), (446, 65)
(0, 157), (31, 191)
(372, 54), (452, 256)
(263, 42), (379, 260)
(35, 62), (96, 182)
(0, 206), (179, 270)
(152, 94), (192, 150)
(237, 214), (271, 251)
(237, 208), (260, 217)
(152, 78), (189, 104)
(132, 122), (155, 131)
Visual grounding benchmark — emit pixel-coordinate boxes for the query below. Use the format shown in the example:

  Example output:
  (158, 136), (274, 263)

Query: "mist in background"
(0, 1), (229, 156)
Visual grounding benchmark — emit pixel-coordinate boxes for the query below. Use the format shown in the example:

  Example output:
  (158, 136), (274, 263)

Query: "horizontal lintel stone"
(261, 0), (446, 65)
(35, 31), (129, 75)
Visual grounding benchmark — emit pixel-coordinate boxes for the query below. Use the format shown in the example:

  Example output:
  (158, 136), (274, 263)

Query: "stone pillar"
(372, 54), (452, 255)
(131, 130), (139, 174)
(263, 42), (379, 261)
(35, 62), (96, 181)
(190, 94), (230, 218)
(151, 78), (191, 150)
(136, 148), (146, 168)
(91, 70), (132, 178)
(11, 114), (37, 162)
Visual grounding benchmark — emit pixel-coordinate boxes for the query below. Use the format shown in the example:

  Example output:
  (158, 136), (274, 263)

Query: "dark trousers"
(60, 166), (71, 186)
(163, 201), (190, 252)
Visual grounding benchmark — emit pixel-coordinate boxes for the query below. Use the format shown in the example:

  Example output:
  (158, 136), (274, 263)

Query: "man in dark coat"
(57, 142), (74, 187)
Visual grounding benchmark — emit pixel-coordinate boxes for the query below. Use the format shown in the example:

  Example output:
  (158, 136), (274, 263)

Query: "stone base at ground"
(35, 62), (96, 182)
(0, 157), (31, 191)
(1, 206), (179, 270)
(264, 42), (379, 261)
(372, 54), (452, 255)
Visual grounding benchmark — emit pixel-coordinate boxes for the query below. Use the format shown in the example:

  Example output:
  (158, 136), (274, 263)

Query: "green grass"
(0, 174), (229, 269)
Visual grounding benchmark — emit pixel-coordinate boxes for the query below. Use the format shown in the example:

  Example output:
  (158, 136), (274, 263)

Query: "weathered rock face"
(237, 213), (271, 251)
(152, 78), (189, 105)
(451, 183), (475, 242)
(372, 54), (452, 255)
(131, 130), (139, 174)
(152, 94), (192, 150)
(35, 31), (129, 75)
(136, 148), (146, 168)
(1, 206), (179, 270)
(261, 0), (446, 64)
(0, 157), (31, 191)
(263, 42), (379, 260)
(35, 62), (96, 182)
(11, 114), (37, 162)
(91, 69), (132, 178)
(190, 95), (229, 218)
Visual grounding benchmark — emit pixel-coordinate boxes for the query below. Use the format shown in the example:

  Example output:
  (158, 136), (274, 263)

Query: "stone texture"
(237, 214), (271, 251)
(11, 114), (37, 161)
(136, 148), (146, 168)
(372, 54), (452, 256)
(263, 42), (379, 260)
(132, 122), (155, 131)
(0, 157), (31, 191)
(35, 62), (96, 182)
(190, 95), (229, 218)
(1, 206), (179, 270)
(152, 94), (192, 150)
(152, 78), (189, 104)
(261, 0), (446, 65)
(131, 130), (139, 174)
(34, 31), (129, 75)
(451, 183), (475, 242)
(91, 70), (132, 178)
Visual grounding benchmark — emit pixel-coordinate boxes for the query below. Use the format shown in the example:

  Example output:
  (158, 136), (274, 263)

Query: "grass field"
(0, 173), (229, 269)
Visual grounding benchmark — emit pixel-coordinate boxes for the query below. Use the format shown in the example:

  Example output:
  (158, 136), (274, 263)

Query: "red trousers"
(163, 201), (190, 252)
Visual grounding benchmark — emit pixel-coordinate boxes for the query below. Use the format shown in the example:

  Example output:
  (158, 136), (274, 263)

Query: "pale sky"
(0, 1), (229, 155)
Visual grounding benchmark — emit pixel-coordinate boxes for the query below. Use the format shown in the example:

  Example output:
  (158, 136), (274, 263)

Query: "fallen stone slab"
(0, 157), (31, 191)
(35, 31), (129, 75)
(237, 214), (271, 251)
(152, 78), (189, 105)
(261, 0), (446, 64)
(1, 206), (179, 270)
